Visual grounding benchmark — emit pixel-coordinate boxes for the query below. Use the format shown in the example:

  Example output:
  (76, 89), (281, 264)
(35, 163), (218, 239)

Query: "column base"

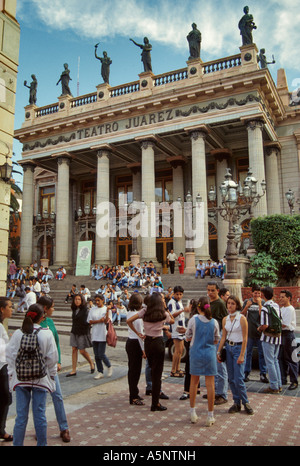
(130, 254), (140, 267)
(184, 251), (196, 274)
(222, 278), (243, 302)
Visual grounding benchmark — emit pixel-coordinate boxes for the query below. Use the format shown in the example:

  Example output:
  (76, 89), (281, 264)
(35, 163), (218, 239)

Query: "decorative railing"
(203, 54), (241, 74)
(35, 103), (59, 117)
(33, 53), (243, 117)
(154, 68), (188, 86)
(110, 81), (140, 97)
(70, 93), (97, 108)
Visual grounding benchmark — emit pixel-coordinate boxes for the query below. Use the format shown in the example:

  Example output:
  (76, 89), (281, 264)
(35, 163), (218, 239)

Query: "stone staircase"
(8, 272), (215, 340)
(8, 273), (300, 338)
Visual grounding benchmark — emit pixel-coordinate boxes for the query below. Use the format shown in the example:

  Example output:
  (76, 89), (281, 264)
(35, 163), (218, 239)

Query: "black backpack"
(15, 328), (47, 381)
(263, 303), (282, 337)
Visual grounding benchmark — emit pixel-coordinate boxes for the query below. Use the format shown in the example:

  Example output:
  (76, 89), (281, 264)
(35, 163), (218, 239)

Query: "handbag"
(219, 318), (237, 362)
(219, 347), (227, 362)
(106, 320), (117, 347)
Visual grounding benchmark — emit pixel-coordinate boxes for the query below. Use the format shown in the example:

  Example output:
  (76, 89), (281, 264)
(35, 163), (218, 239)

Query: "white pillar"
(141, 139), (157, 262)
(246, 120), (268, 217)
(169, 157), (185, 256)
(129, 164), (141, 258)
(265, 144), (281, 214)
(190, 129), (209, 261)
(19, 163), (35, 267)
(212, 150), (231, 260)
(55, 156), (70, 266)
(95, 150), (110, 264)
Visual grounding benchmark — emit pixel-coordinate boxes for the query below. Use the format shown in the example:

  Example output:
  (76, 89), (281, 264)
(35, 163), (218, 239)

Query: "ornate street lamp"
(209, 168), (266, 299)
(285, 188), (296, 215)
(0, 154), (12, 182)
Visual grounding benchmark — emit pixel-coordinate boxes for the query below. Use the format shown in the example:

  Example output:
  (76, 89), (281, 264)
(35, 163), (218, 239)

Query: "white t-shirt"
(281, 305), (296, 331)
(87, 305), (108, 342)
(127, 310), (144, 351)
(25, 291), (37, 308)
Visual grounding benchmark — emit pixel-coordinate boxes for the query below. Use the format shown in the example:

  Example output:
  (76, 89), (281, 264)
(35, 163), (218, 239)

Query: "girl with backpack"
(38, 296), (71, 443)
(6, 304), (58, 446)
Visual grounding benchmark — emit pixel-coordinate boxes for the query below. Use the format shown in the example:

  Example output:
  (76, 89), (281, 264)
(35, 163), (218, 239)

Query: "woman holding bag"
(217, 295), (254, 415)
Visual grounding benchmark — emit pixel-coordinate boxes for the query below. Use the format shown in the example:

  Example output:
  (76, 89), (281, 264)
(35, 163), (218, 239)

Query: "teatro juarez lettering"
(76, 109), (175, 140)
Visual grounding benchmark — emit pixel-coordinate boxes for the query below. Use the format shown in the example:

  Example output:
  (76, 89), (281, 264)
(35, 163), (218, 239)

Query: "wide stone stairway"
(8, 272), (219, 340)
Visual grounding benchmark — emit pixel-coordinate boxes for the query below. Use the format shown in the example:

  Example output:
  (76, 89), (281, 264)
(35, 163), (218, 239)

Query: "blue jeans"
(225, 342), (249, 405)
(245, 337), (266, 375)
(262, 341), (281, 390)
(92, 341), (111, 373)
(14, 386), (48, 446)
(50, 374), (68, 432)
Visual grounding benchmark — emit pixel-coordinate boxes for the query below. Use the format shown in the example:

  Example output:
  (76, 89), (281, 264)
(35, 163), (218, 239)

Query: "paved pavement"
(2, 337), (300, 449)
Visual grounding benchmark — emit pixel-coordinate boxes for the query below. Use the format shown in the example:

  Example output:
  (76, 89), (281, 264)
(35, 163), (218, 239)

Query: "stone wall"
(242, 286), (300, 309)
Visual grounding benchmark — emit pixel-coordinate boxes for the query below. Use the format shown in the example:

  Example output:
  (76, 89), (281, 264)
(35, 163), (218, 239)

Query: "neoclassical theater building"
(14, 42), (300, 273)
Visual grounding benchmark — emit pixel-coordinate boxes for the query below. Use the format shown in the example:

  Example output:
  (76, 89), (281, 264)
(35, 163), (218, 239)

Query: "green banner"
(75, 241), (93, 276)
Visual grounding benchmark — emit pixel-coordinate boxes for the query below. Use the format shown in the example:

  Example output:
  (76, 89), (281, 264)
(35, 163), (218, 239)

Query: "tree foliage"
(250, 214), (300, 283)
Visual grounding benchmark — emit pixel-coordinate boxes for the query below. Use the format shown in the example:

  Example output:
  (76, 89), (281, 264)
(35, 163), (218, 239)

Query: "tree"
(250, 214), (300, 284)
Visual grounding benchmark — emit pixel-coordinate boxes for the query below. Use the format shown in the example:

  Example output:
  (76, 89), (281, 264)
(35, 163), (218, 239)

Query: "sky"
(12, 0), (300, 188)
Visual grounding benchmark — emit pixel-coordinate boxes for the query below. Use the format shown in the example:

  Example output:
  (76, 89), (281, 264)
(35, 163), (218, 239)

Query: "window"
(40, 186), (55, 215)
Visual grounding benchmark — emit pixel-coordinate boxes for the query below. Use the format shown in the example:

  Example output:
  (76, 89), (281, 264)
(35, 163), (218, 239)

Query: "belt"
(226, 340), (242, 346)
(145, 335), (163, 340)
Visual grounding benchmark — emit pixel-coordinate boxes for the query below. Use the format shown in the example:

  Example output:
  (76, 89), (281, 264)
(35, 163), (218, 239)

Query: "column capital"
(21, 162), (36, 173)
(264, 141), (281, 157)
(244, 119), (265, 131)
(166, 155), (186, 169)
(93, 143), (113, 159)
(135, 135), (157, 150)
(186, 125), (209, 141)
(210, 148), (232, 163)
(127, 162), (141, 174)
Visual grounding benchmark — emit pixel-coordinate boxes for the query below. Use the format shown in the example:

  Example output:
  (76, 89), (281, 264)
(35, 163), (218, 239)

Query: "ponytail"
(22, 303), (44, 334)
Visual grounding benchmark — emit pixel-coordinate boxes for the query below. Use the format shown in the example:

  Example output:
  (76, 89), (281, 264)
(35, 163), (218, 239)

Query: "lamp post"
(36, 209), (56, 266)
(208, 168), (266, 300)
(285, 188), (300, 215)
(182, 191), (202, 274)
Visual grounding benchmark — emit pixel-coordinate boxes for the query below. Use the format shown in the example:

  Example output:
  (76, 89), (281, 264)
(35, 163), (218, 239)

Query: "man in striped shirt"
(258, 287), (282, 394)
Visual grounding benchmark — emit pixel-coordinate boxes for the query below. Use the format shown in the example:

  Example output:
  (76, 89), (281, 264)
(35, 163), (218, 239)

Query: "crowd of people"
(0, 256), (298, 444)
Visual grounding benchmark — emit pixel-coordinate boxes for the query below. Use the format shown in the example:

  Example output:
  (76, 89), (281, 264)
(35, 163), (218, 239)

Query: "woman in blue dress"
(185, 296), (220, 426)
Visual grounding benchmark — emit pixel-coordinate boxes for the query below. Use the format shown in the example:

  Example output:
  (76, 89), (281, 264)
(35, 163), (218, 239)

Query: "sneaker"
(228, 403), (241, 413)
(263, 387), (279, 394)
(107, 367), (113, 378)
(205, 416), (215, 427)
(244, 373), (250, 382)
(190, 413), (198, 424)
(260, 374), (269, 384)
(94, 372), (104, 380)
(244, 403), (254, 415)
(214, 396), (228, 405)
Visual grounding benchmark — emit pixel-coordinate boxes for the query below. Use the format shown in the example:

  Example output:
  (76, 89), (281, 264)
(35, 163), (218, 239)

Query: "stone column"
(140, 139), (157, 262)
(264, 143), (281, 214)
(246, 119), (268, 217)
(190, 128), (210, 261)
(128, 163), (141, 265)
(54, 156), (70, 267)
(211, 149), (231, 260)
(167, 156), (186, 256)
(19, 163), (35, 267)
(95, 149), (110, 265)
